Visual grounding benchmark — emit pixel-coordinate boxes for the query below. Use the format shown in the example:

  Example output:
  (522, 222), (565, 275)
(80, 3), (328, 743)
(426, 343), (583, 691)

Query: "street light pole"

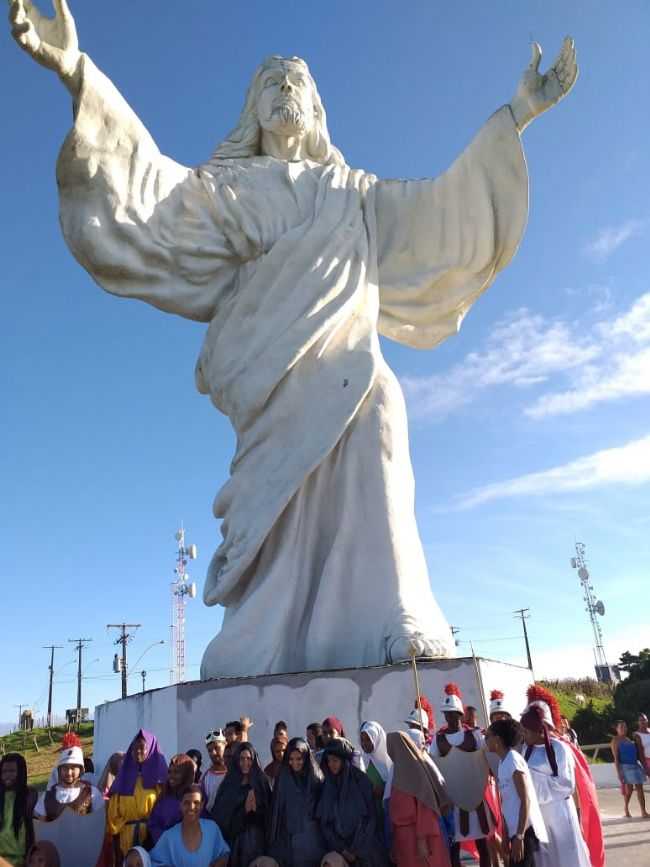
(141, 670), (146, 693)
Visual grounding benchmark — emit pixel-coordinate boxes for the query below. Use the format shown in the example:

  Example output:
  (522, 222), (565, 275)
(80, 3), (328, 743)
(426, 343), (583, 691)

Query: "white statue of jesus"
(10, 0), (577, 678)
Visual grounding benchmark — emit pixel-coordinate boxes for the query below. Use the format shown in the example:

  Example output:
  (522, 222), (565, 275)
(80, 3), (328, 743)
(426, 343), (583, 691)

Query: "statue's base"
(94, 656), (530, 768)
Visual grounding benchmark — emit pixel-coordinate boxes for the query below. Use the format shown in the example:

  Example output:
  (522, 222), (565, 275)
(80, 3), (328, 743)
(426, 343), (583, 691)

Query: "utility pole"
(107, 624), (141, 699)
(513, 608), (533, 673)
(141, 671), (146, 693)
(450, 626), (461, 648)
(68, 638), (92, 725)
(43, 645), (63, 728)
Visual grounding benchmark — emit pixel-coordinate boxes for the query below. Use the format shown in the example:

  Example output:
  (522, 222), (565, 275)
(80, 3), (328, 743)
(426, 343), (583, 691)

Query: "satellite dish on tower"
(595, 600), (605, 616)
(189, 582), (197, 599)
(578, 567), (589, 580)
(188, 544), (198, 560)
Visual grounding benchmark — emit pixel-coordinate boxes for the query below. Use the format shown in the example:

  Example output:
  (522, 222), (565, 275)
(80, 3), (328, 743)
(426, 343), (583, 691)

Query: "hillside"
(0, 722), (94, 790)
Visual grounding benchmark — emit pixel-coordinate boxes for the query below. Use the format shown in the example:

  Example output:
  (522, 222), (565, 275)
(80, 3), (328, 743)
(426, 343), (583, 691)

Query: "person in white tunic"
(429, 684), (492, 867)
(9, 0), (577, 680)
(34, 747), (104, 821)
(520, 705), (590, 867)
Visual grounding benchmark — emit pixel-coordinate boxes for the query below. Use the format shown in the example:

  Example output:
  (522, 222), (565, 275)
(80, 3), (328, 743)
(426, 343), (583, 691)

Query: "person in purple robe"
(148, 754), (197, 844)
(107, 730), (168, 859)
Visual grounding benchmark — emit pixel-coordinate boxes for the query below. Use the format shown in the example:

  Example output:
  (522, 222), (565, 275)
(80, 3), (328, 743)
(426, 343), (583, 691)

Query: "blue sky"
(1, 1), (649, 726)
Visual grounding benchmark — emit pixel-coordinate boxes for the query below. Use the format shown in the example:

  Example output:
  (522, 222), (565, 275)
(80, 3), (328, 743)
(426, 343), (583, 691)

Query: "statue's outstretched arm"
(9, 0), (82, 95)
(509, 37), (578, 133)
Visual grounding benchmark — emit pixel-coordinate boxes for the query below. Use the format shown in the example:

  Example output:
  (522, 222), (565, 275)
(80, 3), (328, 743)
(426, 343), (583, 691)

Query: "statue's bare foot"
(385, 629), (453, 664)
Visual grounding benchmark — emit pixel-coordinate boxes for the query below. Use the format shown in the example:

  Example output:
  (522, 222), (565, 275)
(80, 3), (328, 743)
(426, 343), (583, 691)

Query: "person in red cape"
(524, 684), (604, 867)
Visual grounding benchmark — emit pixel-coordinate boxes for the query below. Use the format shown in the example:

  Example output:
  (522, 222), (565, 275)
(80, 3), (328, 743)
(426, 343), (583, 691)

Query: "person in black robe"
(316, 739), (389, 867)
(210, 741), (272, 867)
(269, 738), (326, 867)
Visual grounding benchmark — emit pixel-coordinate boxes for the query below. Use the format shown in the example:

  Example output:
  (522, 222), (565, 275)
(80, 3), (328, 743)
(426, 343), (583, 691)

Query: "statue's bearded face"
(256, 62), (315, 139)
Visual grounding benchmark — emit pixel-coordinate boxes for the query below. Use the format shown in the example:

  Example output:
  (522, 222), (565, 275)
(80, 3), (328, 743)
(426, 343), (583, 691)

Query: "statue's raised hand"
(9, 0), (80, 86)
(510, 37), (578, 133)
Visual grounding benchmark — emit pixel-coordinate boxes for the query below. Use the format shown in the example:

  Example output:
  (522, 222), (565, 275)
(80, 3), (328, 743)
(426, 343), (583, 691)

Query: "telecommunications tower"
(169, 526), (197, 684)
(570, 542), (617, 683)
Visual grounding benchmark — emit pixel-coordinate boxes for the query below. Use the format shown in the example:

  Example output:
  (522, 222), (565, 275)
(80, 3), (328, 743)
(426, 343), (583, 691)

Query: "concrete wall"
(589, 763), (619, 788)
(94, 657), (531, 772)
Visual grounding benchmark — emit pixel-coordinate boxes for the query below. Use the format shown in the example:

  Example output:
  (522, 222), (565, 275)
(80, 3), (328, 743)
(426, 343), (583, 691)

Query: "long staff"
(409, 641), (423, 716)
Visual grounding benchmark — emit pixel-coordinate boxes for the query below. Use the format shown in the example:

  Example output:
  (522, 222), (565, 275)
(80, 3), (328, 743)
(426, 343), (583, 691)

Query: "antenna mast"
(570, 542), (616, 683)
(169, 526), (198, 684)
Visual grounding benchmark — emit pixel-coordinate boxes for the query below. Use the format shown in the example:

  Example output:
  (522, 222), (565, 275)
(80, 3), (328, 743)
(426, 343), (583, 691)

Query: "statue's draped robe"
(57, 56), (528, 677)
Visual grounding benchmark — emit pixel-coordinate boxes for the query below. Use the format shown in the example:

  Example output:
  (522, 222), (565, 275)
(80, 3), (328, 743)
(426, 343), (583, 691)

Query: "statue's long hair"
(212, 55), (345, 167)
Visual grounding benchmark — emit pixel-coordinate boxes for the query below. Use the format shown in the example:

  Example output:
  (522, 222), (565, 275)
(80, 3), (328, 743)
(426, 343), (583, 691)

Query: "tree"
(618, 649), (650, 683)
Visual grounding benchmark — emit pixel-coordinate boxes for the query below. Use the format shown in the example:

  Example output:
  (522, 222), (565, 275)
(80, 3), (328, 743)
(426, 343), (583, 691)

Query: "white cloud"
(526, 293), (650, 418)
(455, 434), (650, 510)
(584, 219), (645, 263)
(403, 291), (650, 422)
(526, 348), (650, 418)
(402, 309), (599, 421)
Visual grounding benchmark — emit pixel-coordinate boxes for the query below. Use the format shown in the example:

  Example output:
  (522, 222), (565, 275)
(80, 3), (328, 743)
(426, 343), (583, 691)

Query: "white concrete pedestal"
(94, 656), (531, 770)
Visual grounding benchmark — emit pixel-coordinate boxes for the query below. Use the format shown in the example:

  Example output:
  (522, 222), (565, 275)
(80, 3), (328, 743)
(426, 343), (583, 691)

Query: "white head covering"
(125, 846), (152, 867)
(440, 683), (464, 714)
(57, 746), (85, 769)
(206, 728), (227, 745)
(360, 721), (393, 783)
(405, 708), (429, 730)
(489, 690), (511, 717)
(404, 727), (425, 749)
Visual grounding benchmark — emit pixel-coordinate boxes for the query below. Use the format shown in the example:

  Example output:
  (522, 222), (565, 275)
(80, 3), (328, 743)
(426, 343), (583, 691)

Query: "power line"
(42, 645), (63, 728)
(107, 623), (141, 699)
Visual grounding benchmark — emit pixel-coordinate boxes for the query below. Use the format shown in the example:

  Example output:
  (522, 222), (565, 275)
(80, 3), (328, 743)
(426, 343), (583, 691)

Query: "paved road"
(599, 785), (650, 867)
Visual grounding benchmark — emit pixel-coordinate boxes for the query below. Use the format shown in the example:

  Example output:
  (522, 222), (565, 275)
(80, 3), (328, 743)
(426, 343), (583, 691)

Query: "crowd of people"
(0, 682), (647, 867)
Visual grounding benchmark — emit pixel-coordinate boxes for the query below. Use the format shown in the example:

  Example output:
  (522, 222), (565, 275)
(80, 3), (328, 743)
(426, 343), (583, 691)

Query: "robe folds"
(57, 55), (528, 677)
(525, 740), (591, 867)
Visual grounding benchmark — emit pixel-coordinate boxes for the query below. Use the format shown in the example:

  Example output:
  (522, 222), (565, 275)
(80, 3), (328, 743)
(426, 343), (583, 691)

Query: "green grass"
(0, 723), (94, 790)
(553, 691), (611, 722)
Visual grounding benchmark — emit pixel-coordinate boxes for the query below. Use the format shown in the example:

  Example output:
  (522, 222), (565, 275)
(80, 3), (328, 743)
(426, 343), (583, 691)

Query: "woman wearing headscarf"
(25, 840), (60, 867)
(264, 736), (289, 788)
(520, 705), (590, 867)
(360, 723), (392, 801)
(321, 718), (364, 771)
(147, 754), (197, 844)
(385, 732), (451, 867)
(268, 737), (326, 867)
(107, 730), (168, 861)
(316, 739), (388, 867)
(210, 741), (272, 867)
(0, 753), (37, 866)
(123, 846), (151, 867)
